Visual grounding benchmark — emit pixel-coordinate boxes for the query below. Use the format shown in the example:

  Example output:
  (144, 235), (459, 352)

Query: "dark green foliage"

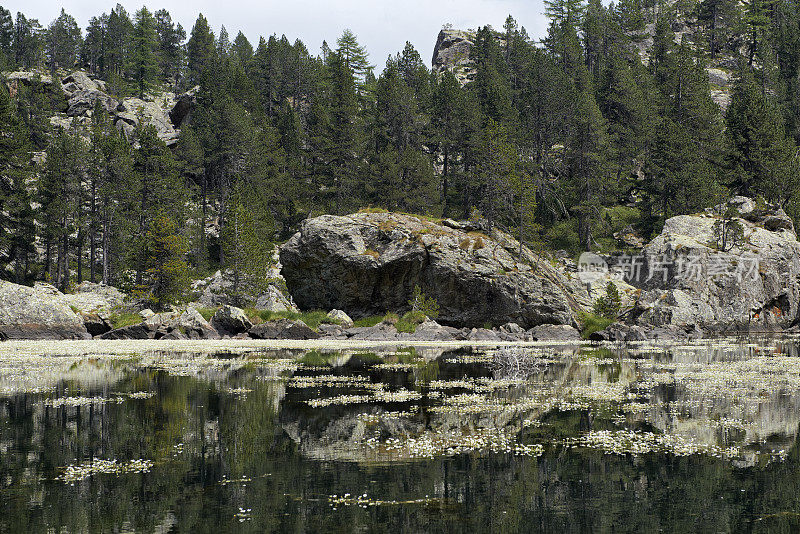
(711, 206), (746, 251)
(8, 2), (800, 302)
(408, 285), (440, 319)
(593, 281), (622, 319)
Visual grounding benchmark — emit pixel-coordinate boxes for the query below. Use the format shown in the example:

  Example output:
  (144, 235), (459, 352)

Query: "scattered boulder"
(327, 309), (354, 328)
(0, 281), (90, 340)
(100, 323), (152, 340)
(80, 312), (112, 337)
(466, 328), (501, 342)
(408, 319), (459, 341)
(211, 305), (253, 336)
(345, 322), (401, 341)
(175, 308), (220, 340)
(254, 285), (299, 313)
(248, 319), (320, 340)
(529, 324), (581, 341)
(280, 212), (587, 330)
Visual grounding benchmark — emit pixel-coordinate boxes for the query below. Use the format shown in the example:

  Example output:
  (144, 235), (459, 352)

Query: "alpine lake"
(3, 338), (800, 533)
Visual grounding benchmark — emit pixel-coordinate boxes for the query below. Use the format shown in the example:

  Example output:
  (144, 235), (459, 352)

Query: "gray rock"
(327, 309), (354, 328)
(529, 324), (582, 341)
(62, 282), (126, 314)
(169, 85), (199, 128)
(467, 328), (501, 342)
(100, 323), (152, 340)
(280, 212), (587, 330)
(345, 322), (400, 341)
(80, 311), (112, 337)
(116, 97), (179, 146)
(318, 323), (346, 338)
(249, 319), (320, 340)
(211, 305), (253, 335)
(630, 197), (800, 330)
(67, 89), (117, 117)
(432, 28), (477, 85)
(0, 281), (90, 340)
(62, 71), (99, 93)
(409, 319), (459, 341)
(175, 308), (220, 339)
(254, 285), (299, 313)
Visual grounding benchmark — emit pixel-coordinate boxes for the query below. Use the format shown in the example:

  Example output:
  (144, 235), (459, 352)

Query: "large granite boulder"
(248, 319), (320, 340)
(627, 198), (800, 330)
(280, 212), (588, 329)
(61, 282), (126, 313)
(0, 281), (90, 340)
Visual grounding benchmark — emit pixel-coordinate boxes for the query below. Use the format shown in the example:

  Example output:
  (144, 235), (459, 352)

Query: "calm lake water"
(2, 339), (800, 533)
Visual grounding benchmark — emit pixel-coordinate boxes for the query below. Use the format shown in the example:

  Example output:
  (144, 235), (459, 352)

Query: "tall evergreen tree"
(45, 8), (81, 71)
(128, 7), (160, 98)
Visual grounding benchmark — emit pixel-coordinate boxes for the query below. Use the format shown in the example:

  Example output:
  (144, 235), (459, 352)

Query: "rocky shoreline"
(1, 197), (798, 343)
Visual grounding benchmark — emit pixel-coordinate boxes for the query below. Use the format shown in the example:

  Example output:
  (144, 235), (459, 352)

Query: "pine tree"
(82, 15), (108, 76)
(0, 83), (36, 283)
(154, 9), (185, 86)
(105, 5), (133, 80)
(335, 29), (372, 82)
(45, 8), (81, 72)
(141, 215), (189, 310)
(726, 68), (798, 201)
(13, 13), (43, 69)
(129, 7), (160, 98)
(187, 14), (216, 87)
(0, 7), (14, 68)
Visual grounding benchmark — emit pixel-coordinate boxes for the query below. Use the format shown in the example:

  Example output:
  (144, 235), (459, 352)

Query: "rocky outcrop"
(211, 305), (253, 336)
(4, 69), (198, 147)
(628, 197), (800, 331)
(0, 281), (90, 340)
(280, 212), (589, 329)
(432, 28), (477, 85)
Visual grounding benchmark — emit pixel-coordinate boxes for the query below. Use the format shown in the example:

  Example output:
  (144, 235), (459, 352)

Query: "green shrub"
(578, 312), (614, 339)
(408, 285), (439, 319)
(593, 282), (622, 319)
(109, 312), (142, 329)
(382, 312), (400, 325)
(196, 307), (219, 322)
(396, 310), (427, 333)
(353, 315), (383, 328)
(257, 310), (335, 330)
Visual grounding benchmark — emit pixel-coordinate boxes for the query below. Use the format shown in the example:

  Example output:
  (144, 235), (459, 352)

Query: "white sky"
(2, 0), (551, 70)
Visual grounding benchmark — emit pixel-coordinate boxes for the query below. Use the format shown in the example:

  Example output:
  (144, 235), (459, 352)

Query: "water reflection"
(2, 339), (800, 532)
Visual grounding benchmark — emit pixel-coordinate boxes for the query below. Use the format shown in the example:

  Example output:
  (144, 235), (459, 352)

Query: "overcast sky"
(3, 0), (550, 69)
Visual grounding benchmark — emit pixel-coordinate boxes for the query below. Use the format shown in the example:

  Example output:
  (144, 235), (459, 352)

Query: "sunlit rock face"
(279, 212), (589, 329)
(0, 281), (90, 340)
(628, 197), (800, 331)
(431, 28), (477, 85)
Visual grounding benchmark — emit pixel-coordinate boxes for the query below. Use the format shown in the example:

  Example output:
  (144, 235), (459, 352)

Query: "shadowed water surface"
(2, 339), (800, 533)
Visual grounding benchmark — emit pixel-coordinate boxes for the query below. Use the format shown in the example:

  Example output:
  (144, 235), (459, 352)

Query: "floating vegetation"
(373, 429), (544, 459)
(126, 391), (156, 399)
(565, 430), (741, 459)
(328, 493), (441, 508)
(56, 458), (154, 484)
(44, 396), (126, 407)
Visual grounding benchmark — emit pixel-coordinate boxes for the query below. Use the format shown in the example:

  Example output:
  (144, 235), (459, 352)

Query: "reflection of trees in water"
(3, 345), (800, 531)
